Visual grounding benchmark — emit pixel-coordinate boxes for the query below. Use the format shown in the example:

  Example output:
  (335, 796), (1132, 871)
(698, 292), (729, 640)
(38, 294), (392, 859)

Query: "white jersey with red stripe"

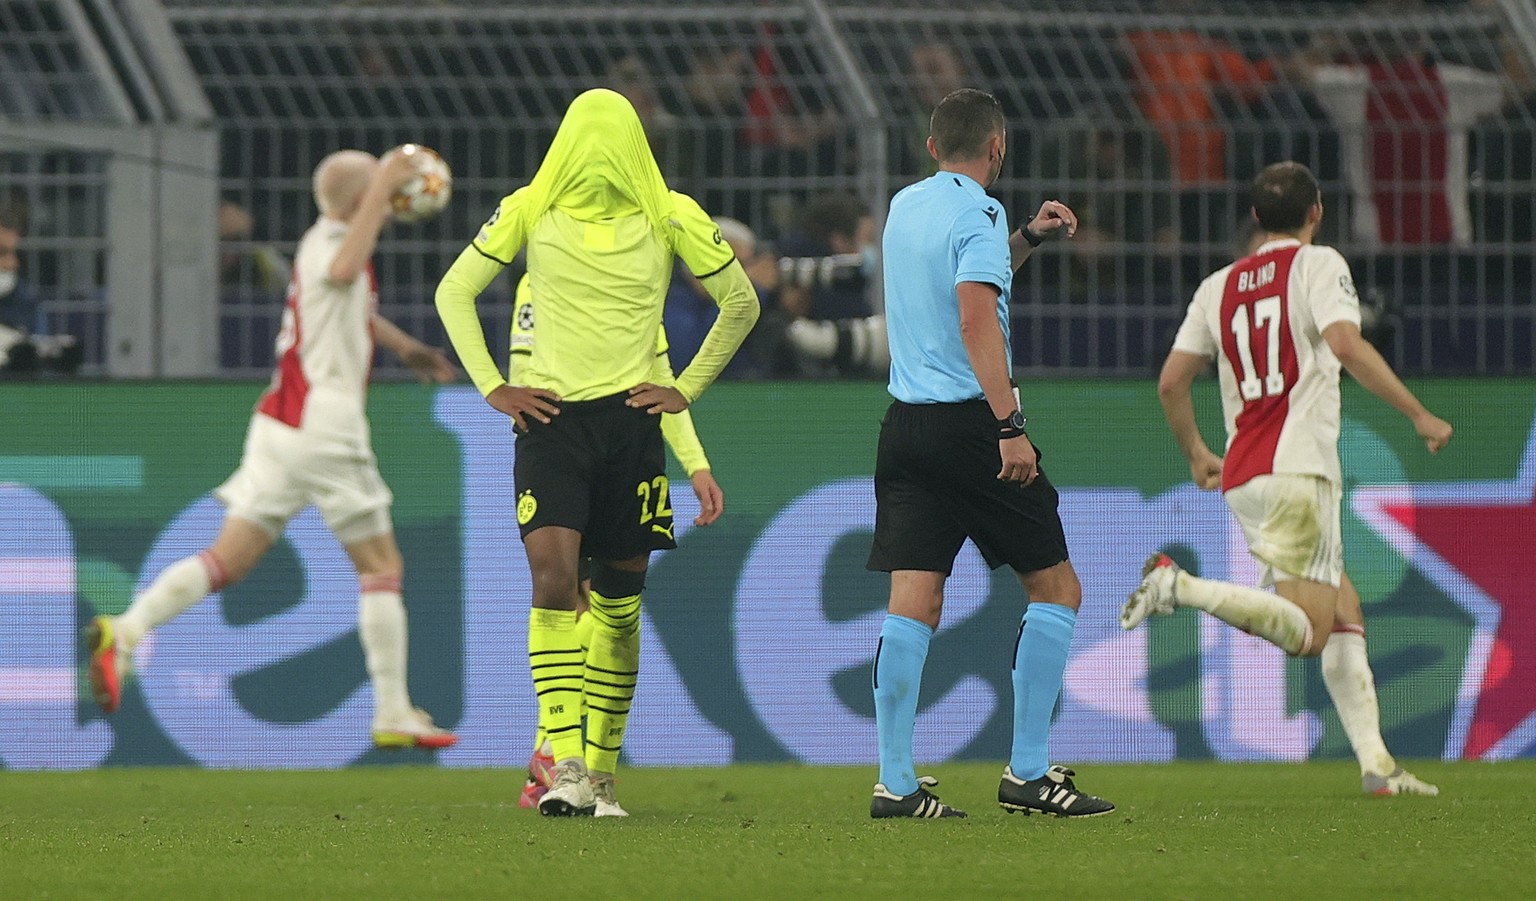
(1172, 238), (1362, 491)
(255, 217), (377, 436)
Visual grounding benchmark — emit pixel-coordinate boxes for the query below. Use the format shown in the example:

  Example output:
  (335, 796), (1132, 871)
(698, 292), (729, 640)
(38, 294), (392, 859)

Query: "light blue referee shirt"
(883, 171), (1012, 404)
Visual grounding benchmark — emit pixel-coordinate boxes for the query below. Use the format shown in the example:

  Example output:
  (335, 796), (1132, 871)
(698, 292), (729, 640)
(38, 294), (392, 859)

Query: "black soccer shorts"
(512, 391), (677, 561)
(867, 399), (1069, 576)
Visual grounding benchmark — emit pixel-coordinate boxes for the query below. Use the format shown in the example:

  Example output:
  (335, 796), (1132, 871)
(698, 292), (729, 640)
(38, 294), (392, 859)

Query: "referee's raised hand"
(1024, 199), (1078, 242)
(998, 433), (1039, 485)
(486, 383), (561, 431)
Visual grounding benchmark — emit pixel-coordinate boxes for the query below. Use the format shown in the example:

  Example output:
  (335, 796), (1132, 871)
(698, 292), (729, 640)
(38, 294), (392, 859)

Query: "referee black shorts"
(512, 391), (677, 561)
(867, 399), (1069, 576)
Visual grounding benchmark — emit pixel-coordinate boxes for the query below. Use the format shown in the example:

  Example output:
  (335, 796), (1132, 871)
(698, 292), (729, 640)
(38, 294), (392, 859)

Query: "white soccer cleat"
(1121, 552), (1180, 631)
(538, 760), (596, 817)
(1364, 768), (1439, 796)
(591, 773), (630, 818)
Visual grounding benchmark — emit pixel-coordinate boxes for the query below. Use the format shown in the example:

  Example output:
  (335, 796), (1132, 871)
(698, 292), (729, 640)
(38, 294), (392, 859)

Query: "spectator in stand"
(741, 21), (840, 179)
(680, 45), (754, 218)
(1306, 30), (1510, 246)
(1471, 32), (1536, 244)
(1120, 3), (1298, 240)
(605, 54), (693, 191)
(1122, 6), (1276, 187)
(1036, 120), (1179, 289)
(684, 46), (752, 122)
(777, 193), (875, 323)
(775, 193), (889, 377)
(217, 198), (294, 371)
(900, 42), (970, 178)
(219, 199), (292, 293)
(0, 192), (81, 376)
(0, 196), (39, 337)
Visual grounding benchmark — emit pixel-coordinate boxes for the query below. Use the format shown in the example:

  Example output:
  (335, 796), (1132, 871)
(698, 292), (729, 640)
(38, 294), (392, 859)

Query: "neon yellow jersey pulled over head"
(474, 89), (734, 401)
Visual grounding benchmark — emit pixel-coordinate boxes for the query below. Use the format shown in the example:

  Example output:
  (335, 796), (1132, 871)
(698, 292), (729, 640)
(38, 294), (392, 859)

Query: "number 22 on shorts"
(636, 475), (671, 524)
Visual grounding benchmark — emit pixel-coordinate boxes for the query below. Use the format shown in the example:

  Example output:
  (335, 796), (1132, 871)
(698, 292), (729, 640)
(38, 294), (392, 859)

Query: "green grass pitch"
(5, 761), (1534, 899)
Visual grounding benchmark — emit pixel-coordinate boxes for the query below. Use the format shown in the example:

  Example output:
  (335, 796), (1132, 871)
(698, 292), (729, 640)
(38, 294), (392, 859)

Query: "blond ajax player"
(435, 89), (758, 816)
(1124, 161), (1451, 795)
(87, 148), (460, 750)
(506, 274), (724, 816)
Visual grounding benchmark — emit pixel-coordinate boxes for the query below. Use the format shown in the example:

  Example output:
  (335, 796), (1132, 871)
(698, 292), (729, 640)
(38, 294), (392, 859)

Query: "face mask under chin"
(0, 270), (16, 298)
(986, 153), (1004, 189)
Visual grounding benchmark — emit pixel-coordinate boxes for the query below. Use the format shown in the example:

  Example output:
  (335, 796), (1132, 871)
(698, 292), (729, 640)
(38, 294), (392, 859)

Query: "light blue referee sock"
(873, 614), (933, 797)
(1010, 602), (1077, 782)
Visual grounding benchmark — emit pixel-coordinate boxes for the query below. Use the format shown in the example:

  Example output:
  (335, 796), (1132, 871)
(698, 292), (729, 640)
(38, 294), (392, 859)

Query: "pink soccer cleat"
(518, 744), (556, 808)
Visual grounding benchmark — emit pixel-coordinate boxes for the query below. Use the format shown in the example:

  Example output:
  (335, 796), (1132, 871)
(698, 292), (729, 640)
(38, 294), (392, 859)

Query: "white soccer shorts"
(1224, 472), (1343, 588)
(215, 412), (393, 544)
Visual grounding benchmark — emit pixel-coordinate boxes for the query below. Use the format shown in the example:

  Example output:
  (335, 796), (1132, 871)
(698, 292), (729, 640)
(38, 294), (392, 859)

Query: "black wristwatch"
(998, 409), (1028, 440)
(1020, 226), (1044, 248)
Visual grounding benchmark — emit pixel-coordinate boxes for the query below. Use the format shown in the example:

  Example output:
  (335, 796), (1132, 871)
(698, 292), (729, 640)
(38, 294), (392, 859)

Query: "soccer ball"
(390, 144), (452, 223)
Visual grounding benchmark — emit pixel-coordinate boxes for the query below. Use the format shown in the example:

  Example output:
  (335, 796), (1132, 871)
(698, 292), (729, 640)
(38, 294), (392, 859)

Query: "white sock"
(115, 553), (219, 649)
(1174, 571), (1314, 655)
(359, 582), (411, 725)
(1321, 628), (1397, 776)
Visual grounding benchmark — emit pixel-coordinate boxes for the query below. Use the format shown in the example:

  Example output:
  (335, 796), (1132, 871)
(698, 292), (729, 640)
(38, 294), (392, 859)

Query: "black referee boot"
(870, 775), (967, 819)
(998, 765), (1115, 817)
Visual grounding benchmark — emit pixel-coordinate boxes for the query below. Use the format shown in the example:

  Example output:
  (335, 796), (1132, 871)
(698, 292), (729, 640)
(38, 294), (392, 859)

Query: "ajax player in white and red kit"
(87, 148), (459, 750)
(1123, 162), (1452, 795)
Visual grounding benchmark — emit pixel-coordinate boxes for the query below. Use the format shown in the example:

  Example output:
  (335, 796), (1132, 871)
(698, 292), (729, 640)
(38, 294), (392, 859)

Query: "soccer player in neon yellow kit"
(435, 89), (758, 815)
(506, 273), (724, 815)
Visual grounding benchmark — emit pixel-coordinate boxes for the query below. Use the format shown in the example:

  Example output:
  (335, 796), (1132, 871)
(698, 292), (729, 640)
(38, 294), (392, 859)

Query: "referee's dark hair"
(929, 88), (1004, 162)
(1251, 161), (1321, 234)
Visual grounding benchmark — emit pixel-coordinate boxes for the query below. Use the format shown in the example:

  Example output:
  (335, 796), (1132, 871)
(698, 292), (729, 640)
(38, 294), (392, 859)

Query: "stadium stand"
(0, 0), (117, 370)
(0, 0), (216, 377)
(4, 0), (1532, 376)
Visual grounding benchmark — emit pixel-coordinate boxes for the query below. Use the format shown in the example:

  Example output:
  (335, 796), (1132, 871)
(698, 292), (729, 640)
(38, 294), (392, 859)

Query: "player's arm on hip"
(673, 260), (760, 403)
(457, 265), (559, 429)
(671, 193), (761, 403)
(434, 245), (510, 397)
(652, 339), (711, 475)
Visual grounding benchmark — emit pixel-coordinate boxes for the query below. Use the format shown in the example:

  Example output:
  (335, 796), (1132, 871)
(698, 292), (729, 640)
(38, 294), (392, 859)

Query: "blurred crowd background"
(2, 0), (1532, 380)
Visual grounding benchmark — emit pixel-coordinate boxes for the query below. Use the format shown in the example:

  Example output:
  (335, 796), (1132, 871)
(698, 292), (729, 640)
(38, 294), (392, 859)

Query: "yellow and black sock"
(583, 590), (640, 774)
(528, 607), (584, 763)
(530, 611), (595, 755)
(575, 606), (596, 721)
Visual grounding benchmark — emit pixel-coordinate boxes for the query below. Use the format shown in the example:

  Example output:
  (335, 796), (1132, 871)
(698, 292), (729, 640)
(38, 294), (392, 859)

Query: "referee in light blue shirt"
(865, 88), (1114, 820)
